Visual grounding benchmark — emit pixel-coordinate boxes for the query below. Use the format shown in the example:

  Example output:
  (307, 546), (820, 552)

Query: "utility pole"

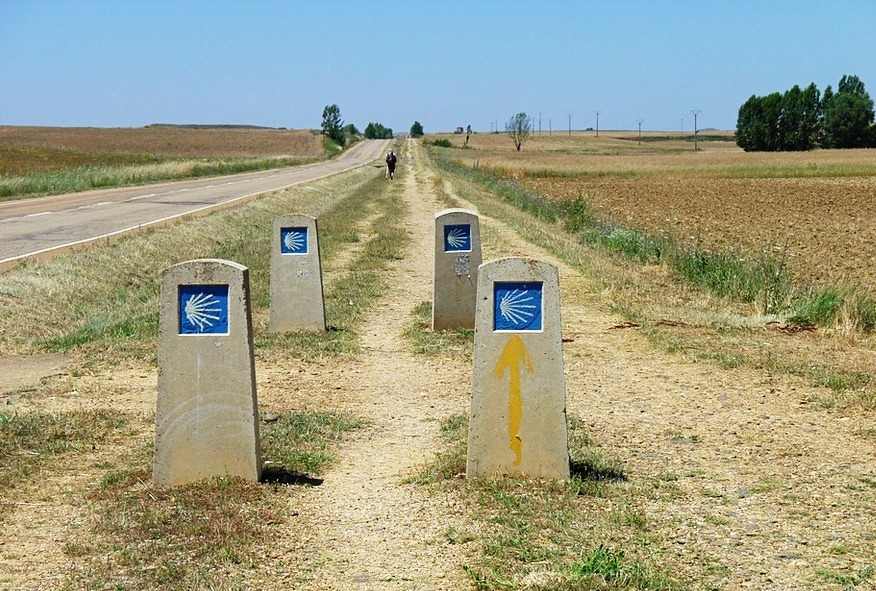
(595, 111), (600, 137)
(567, 113), (572, 137)
(549, 119), (552, 136)
(539, 112), (542, 136)
(636, 119), (644, 145)
(690, 109), (701, 151)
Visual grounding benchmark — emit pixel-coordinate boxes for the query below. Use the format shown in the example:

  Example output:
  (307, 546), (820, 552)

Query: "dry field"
(0, 125), (325, 175)
(439, 131), (876, 291)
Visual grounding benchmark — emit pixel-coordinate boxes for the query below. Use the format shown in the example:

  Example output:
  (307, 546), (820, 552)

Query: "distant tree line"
(364, 122), (393, 139)
(736, 75), (876, 151)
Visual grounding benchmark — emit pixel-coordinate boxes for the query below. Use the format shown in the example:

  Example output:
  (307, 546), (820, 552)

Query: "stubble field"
(0, 125), (324, 158)
(0, 125), (325, 176)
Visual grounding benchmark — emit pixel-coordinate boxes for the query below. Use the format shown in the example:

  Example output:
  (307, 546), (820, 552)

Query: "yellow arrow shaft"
(507, 362), (523, 465)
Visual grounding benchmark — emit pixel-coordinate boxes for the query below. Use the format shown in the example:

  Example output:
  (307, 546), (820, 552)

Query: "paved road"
(0, 139), (389, 268)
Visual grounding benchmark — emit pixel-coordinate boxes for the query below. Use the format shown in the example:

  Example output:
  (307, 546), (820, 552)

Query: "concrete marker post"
(269, 214), (326, 332)
(432, 208), (482, 331)
(467, 257), (570, 479)
(154, 258), (262, 488)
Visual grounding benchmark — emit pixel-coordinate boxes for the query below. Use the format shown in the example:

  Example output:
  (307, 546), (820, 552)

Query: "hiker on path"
(386, 149), (397, 180)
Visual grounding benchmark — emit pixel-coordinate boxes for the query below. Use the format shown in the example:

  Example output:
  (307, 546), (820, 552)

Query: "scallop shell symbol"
(499, 290), (538, 326)
(184, 292), (223, 332)
(284, 230), (305, 252)
(446, 227), (468, 249)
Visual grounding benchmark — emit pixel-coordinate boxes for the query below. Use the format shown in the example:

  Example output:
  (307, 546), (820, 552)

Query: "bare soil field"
(524, 175), (876, 289)
(0, 125), (324, 160)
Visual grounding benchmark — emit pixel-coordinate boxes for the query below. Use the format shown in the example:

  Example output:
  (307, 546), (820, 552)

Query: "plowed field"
(522, 175), (876, 289)
(0, 125), (323, 158)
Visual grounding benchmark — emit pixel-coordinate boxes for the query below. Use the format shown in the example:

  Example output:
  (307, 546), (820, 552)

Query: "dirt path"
(251, 140), (474, 589)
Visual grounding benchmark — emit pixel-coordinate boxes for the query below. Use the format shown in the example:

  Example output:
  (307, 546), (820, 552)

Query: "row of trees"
(363, 122), (393, 139)
(321, 105), (429, 144)
(736, 75), (876, 151)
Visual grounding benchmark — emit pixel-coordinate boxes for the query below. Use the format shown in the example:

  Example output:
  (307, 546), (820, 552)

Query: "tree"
(823, 75), (875, 148)
(321, 104), (345, 146)
(799, 82), (823, 150)
(505, 112), (532, 151)
(736, 93), (783, 151)
(410, 121), (424, 138)
(736, 82), (821, 151)
(343, 123), (360, 136)
(364, 122), (393, 139)
(464, 125), (472, 148)
(736, 95), (765, 152)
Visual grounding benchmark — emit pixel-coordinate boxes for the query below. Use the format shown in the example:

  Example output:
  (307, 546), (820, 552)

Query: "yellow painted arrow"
(493, 334), (534, 465)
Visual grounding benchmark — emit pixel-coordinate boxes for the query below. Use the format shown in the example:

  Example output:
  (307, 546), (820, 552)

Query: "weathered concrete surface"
(154, 259), (262, 488)
(467, 257), (569, 479)
(269, 214), (326, 332)
(432, 208), (481, 331)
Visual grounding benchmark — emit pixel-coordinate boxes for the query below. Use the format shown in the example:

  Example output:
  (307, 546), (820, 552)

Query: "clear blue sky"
(2, 0), (874, 133)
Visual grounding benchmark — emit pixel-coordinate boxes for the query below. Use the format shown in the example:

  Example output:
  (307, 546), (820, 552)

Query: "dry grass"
(0, 126), (329, 199)
(430, 130), (876, 179)
(0, 125), (324, 160)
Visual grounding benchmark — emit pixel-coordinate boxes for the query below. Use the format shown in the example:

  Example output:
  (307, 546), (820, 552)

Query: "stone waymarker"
(432, 208), (482, 330)
(269, 214), (326, 332)
(467, 257), (570, 479)
(154, 259), (262, 488)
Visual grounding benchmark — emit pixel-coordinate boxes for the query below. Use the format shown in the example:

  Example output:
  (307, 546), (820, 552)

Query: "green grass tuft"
(0, 409), (129, 509)
(260, 410), (366, 477)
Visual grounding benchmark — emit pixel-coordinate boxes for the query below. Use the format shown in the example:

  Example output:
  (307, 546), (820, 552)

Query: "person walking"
(385, 149), (397, 180)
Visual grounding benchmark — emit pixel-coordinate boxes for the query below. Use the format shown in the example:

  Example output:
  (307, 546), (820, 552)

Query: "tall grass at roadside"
(0, 156), (318, 201)
(438, 157), (565, 223)
(0, 165), (402, 361)
(412, 414), (680, 591)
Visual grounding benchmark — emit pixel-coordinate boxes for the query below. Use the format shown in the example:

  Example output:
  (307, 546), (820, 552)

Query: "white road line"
(26, 211), (52, 218)
(95, 201), (114, 206)
(0, 139), (390, 269)
(128, 193), (157, 201)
